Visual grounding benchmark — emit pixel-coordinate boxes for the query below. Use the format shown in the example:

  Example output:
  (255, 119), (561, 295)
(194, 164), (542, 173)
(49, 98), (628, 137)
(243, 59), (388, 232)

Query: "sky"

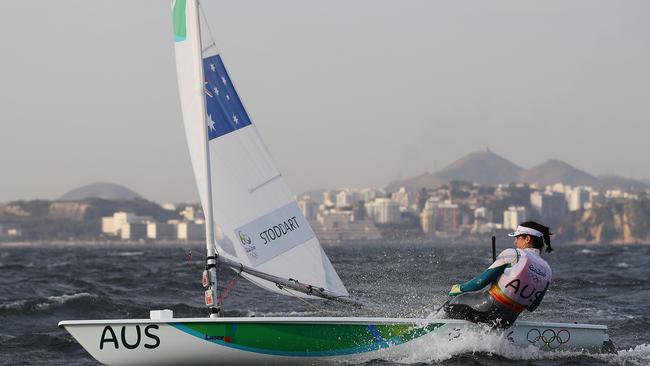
(1, 1), (648, 203)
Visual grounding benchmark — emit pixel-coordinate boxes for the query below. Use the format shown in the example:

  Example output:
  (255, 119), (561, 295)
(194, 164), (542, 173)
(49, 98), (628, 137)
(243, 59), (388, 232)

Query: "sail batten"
(172, 0), (349, 299)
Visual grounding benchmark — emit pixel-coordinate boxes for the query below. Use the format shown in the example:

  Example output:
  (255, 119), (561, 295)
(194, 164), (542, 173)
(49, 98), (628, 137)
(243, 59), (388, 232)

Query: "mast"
(189, 0), (220, 317)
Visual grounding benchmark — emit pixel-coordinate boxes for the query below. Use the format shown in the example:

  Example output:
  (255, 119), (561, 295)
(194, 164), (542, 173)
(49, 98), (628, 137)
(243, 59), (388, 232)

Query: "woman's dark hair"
(520, 221), (553, 253)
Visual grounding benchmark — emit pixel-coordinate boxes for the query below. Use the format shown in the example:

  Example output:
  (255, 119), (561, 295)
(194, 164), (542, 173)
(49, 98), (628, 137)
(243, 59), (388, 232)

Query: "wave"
(0, 262), (36, 269)
(374, 327), (650, 366)
(613, 344), (650, 365)
(40, 293), (97, 309)
(109, 251), (145, 257)
(0, 293), (97, 314)
(251, 310), (335, 317)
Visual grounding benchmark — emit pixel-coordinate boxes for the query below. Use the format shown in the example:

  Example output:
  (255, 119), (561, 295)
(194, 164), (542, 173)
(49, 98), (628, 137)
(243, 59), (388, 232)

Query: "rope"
(216, 273), (240, 306)
(280, 287), (334, 316)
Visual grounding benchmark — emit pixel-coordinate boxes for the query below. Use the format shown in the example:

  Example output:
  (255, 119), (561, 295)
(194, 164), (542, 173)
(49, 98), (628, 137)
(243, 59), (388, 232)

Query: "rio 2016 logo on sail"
(238, 231), (256, 253)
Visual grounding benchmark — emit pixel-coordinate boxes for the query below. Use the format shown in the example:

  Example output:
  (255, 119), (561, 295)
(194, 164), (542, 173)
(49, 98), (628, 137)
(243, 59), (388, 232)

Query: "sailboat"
(59, 1), (612, 364)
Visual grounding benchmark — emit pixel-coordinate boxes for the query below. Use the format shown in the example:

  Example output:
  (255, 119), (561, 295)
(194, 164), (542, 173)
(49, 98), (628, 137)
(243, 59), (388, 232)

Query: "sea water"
(0, 242), (648, 365)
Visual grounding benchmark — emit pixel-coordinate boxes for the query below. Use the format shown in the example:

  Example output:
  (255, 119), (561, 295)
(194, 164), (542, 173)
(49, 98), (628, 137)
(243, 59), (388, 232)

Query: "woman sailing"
(443, 221), (553, 328)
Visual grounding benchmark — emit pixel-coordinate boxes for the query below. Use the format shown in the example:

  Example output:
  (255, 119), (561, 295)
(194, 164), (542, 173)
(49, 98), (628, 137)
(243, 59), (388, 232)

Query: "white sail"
(172, 0), (348, 298)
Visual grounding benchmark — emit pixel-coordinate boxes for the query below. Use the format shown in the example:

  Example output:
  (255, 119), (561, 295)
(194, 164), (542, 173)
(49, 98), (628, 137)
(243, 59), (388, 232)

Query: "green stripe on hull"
(172, 322), (443, 357)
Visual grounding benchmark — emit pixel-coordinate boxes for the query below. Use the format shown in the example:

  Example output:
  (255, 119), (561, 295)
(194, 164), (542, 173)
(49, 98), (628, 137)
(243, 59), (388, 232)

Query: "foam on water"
(37, 293), (97, 309)
(110, 251), (145, 257)
(610, 344), (650, 365)
(0, 299), (28, 311)
(377, 328), (650, 366)
(395, 327), (546, 363)
(1, 293), (97, 312)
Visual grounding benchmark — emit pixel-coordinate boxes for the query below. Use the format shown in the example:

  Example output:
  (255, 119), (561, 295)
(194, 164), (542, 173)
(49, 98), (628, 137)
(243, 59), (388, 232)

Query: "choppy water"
(1, 242), (649, 365)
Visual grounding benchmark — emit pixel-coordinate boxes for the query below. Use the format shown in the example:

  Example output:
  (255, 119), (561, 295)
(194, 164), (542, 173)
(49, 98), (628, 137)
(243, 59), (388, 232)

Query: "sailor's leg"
(485, 302), (520, 328)
(443, 291), (493, 322)
(444, 291), (521, 328)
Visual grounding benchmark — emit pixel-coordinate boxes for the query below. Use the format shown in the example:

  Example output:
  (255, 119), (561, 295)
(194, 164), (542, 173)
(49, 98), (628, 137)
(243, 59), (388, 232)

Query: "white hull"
(59, 317), (609, 365)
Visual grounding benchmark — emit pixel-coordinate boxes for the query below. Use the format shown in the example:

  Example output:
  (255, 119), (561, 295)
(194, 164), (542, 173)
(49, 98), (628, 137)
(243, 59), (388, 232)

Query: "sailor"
(443, 221), (553, 328)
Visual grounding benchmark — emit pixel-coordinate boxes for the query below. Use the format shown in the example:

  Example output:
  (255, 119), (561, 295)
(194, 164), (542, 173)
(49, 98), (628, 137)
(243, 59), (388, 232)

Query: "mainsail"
(171, 0), (348, 300)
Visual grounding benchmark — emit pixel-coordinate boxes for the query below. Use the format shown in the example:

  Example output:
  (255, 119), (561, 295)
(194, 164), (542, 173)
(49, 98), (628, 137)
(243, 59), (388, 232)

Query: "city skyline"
(2, 1), (649, 203)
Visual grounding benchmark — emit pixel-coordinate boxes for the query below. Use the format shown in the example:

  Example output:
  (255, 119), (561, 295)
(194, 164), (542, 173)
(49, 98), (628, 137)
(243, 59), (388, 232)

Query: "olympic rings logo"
(526, 328), (571, 349)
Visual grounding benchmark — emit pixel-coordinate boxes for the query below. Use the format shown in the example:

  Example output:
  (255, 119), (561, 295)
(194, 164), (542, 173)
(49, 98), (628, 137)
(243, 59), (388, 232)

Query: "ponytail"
(543, 230), (553, 253)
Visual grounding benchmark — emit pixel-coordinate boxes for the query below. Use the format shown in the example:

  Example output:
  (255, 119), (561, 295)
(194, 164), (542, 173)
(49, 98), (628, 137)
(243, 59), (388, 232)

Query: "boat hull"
(59, 317), (609, 365)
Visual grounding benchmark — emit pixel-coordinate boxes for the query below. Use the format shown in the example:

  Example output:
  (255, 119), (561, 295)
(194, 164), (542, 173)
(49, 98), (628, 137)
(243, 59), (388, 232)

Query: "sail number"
(99, 325), (160, 350)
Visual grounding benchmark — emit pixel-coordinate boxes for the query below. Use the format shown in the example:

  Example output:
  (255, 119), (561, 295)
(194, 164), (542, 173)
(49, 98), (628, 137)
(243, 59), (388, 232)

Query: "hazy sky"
(1, 1), (648, 203)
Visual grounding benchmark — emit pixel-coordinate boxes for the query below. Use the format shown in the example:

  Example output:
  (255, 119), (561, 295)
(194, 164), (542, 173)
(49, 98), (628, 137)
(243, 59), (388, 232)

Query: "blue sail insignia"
(203, 54), (252, 140)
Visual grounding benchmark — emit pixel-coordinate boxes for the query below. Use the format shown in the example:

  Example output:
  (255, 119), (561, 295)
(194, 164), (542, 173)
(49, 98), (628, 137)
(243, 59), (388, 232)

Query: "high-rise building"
(568, 187), (590, 211)
(101, 212), (152, 237)
(121, 223), (148, 240)
(420, 208), (436, 234)
(147, 222), (176, 240)
(297, 195), (317, 220)
(177, 222), (205, 241)
(311, 210), (381, 241)
(366, 198), (400, 224)
(391, 187), (411, 210)
(336, 190), (353, 209)
(436, 200), (459, 231)
(419, 198), (459, 233)
(530, 191), (568, 219)
(503, 206), (527, 230)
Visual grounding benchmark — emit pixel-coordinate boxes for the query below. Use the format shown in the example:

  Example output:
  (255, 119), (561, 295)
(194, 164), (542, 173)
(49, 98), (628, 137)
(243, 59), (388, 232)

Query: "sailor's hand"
(448, 284), (462, 296)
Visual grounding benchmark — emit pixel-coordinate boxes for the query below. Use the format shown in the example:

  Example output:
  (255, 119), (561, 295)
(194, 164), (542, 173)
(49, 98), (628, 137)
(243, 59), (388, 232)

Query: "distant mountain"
(386, 172), (444, 193)
(597, 175), (649, 193)
(59, 182), (141, 201)
(517, 159), (598, 187)
(386, 150), (521, 191)
(435, 150), (523, 185)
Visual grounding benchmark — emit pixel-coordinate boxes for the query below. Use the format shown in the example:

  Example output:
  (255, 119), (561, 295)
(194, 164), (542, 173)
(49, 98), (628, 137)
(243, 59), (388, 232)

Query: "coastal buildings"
(420, 199), (460, 235)
(503, 206), (527, 231)
(101, 210), (204, 241)
(176, 221), (205, 241)
(310, 210), (381, 242)
(568, 187), (591, 211)
(101, 212), (152, 236)
(0, 223), (22, 239)
(4, 177), (643, 244)
(147, 222), (176, 240)
(530, 191), (568, 219)
(297, 195), (317, 220)
(365, 198), (400, 224)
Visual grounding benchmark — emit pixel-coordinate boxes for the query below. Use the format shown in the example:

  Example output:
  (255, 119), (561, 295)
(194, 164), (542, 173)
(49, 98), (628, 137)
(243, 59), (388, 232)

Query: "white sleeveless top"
(496, 248), (552, 308)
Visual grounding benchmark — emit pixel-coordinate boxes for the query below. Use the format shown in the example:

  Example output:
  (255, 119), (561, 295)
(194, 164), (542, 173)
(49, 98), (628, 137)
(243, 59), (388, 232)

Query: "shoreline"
(1, 238), (649, 248)
(0, 240), (206, 248)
